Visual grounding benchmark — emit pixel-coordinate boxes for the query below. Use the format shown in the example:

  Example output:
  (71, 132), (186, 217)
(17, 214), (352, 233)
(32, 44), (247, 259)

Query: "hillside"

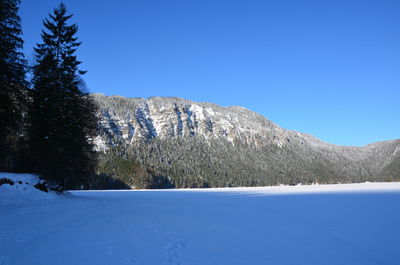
(92, 94), (400, 188)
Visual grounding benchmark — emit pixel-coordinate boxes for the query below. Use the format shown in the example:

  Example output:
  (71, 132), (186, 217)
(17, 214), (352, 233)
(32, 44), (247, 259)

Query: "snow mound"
(0, 172), (57, 202)
(0, 172), (42, 185)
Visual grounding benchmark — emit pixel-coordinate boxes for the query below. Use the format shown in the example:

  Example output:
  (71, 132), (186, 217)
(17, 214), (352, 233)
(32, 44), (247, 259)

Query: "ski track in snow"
(1, 182), (400, 265)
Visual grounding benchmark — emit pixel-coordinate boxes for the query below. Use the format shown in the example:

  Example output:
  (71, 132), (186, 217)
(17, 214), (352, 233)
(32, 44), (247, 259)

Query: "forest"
(1, 0), (97, 190)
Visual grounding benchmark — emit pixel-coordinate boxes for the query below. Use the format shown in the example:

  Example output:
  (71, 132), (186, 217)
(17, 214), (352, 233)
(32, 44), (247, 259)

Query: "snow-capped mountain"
(93, 94), (324, 147)
(92, 94), (400, 188)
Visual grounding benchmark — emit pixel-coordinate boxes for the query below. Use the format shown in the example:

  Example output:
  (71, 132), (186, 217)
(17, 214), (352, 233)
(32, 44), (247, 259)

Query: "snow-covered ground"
(1, 174), (400, 265)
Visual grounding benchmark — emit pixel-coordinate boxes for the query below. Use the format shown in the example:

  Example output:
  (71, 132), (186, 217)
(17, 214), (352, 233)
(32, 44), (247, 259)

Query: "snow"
(1, 179), (400, 265)
(0, 172), (41, 186)
(0, 173), (56, 202)
(189, 104), (205, 121)
(93, 135), (109, 153)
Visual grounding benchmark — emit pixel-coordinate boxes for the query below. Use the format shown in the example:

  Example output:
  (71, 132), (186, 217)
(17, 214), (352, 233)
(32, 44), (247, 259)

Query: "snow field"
(1, 176), (400, 265)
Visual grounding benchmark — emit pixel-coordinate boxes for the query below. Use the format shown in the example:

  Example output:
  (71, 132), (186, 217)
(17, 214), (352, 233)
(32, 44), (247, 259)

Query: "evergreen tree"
(29, 3), (98, 189)
(0, 0), (27, 171)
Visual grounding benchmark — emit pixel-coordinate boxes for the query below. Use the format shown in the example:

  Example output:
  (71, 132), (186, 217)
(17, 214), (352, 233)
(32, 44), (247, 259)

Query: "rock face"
(93, 94), (400, 188)
(94, 95), (279, 143)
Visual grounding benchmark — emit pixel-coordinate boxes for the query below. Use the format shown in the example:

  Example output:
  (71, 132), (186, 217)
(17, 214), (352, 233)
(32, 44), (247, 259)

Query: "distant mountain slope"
(92, 94), (400, 188)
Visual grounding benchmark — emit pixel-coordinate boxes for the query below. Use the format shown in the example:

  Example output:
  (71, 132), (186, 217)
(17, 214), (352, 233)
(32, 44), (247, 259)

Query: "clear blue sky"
(20, 0), (399, 146)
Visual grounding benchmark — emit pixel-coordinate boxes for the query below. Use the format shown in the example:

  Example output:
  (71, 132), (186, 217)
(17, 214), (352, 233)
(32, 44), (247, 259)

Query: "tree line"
(98, 136), (399, 189)
(0, 0), (98, 190)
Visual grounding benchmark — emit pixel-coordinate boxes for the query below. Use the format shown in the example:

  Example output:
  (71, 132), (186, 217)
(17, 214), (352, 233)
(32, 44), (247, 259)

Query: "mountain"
(92, 93), (400, 189)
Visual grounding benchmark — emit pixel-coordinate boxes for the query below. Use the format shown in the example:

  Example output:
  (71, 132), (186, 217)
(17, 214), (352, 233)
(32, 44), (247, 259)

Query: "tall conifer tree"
(29, 3), (98, 189)
(0, 0), (27, 171)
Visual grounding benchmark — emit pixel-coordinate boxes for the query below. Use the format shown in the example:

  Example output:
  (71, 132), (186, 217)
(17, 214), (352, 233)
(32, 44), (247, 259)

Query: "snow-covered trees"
(28, 3), (98, 189)
(0, 0), (28, 171)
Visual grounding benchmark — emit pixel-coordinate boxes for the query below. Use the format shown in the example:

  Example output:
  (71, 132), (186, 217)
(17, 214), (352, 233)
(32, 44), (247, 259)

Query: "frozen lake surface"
(1, 175), (400, 265)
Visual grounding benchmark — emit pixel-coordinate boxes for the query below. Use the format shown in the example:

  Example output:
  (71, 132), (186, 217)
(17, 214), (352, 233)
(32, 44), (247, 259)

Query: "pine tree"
(0, 0), (28, 171)
(29, 3), (98, 189)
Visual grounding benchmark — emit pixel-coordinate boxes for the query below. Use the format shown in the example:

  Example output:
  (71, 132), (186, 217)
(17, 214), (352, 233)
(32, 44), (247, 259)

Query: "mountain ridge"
(93, 93), (397, 148)
(92, 93), (399, 188)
